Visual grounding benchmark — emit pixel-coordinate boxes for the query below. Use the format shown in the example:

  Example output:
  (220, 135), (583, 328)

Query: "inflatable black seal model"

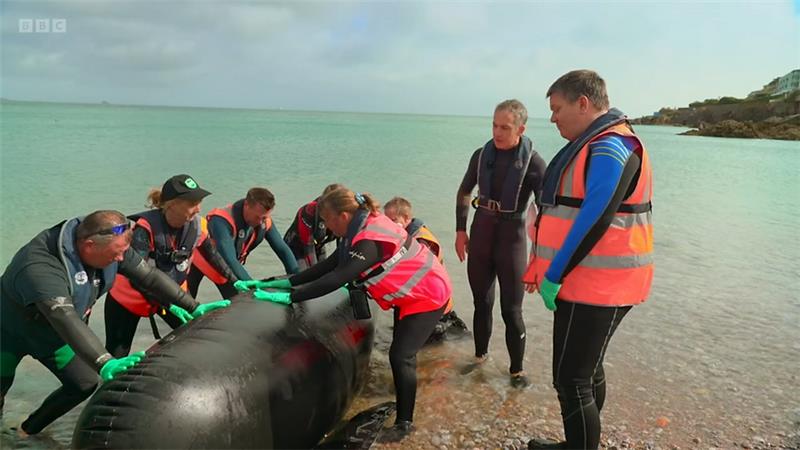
(73, 288), (374, 449)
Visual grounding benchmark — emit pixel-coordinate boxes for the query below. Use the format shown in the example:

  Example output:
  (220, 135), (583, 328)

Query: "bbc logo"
(19, 19), (67, 33)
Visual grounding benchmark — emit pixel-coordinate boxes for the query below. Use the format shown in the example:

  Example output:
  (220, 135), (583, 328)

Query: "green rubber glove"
(100, 351), (145, 381)
(191, 300), (231, 319)
(233, 280), (256, 292)
(253, 289), (292, 305)
(260, 278), (292, 290)
(233, 278), (292, 292)
(539, 277), (561, 311)
(169, 304), (194, 324)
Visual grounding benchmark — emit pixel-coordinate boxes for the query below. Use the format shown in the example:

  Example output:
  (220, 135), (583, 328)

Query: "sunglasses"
(95, 221), (132, 236)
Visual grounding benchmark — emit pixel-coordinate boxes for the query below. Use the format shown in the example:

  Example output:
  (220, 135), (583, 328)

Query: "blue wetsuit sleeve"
(208, 216), (252, 281)
(264, 224), (300, 274)
(545, 135), (635, 283)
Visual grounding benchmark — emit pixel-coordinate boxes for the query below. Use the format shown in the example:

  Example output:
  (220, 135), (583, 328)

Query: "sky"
(1, 0), (798, 118)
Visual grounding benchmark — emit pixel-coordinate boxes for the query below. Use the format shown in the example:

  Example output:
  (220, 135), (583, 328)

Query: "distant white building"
(774, 69), (800, 95)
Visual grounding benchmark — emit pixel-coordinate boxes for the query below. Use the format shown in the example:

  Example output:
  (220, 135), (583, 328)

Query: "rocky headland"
(632, 85), (800, 141)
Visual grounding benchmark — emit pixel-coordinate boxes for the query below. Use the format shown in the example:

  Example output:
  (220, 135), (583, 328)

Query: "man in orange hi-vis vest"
(524, 70), (654, 450)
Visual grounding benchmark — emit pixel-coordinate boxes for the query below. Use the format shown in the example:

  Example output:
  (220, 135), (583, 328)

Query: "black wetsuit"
(288, 240), (444, 424)
(549, 143), (643, 450)
(104, 220), (237, 358)
(283, 200), (336, 271)
(456, 142), (546, 374)
(0, 223), (198, 434)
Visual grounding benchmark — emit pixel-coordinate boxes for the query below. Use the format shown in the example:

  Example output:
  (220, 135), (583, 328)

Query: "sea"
(1, 101), (798, 449)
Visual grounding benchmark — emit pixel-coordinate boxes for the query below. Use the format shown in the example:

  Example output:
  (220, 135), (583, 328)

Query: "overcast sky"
(1, 0), (798, 118)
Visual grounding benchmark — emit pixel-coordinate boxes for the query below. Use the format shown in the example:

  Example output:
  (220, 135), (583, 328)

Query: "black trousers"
(467, 212), (527, 373)
(186, 264), (238, 299)
(104, 293), (184, 358)
(390, 304), (446, 423)
(1, 321), (99, 434)
(552, 300), (631, 450)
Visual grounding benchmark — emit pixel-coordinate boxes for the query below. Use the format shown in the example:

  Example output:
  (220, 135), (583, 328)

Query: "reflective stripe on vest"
(109, 213), (202, 317)
(353, 214), (450, 319)
(404, 220), (451, 313)
(528, 123), (654, 306)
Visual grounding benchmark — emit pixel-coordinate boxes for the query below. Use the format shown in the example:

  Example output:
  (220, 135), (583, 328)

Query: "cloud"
(0, 0), (797, 117)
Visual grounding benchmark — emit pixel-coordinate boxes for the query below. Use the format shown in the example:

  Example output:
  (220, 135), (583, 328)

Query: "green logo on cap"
(184, 178), (198, 189)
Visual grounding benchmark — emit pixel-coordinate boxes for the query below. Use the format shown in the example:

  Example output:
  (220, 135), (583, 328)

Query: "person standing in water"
(524, 70), (654, 450)
(455, 99), (546, 388)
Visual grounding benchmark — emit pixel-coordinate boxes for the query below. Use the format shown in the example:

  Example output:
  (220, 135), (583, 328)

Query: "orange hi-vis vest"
(524, 123), (654, 306)
(354, 214), (451, 320)
(110, 212), (206, 317)
(192, 201), (272, 285)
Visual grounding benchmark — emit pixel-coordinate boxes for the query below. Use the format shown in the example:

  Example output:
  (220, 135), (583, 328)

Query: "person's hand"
(233, 280), (255, 292)
(523, 282), (537, 294)
(259, 278), (292, 290)
(100, 351), (145, 381)
(233, 279), (292, 292)
(253, 289), (292, 305)
(169, 304), (194, 324)
(539, 278), (561, 311)
(455, 231), (469, 262)
(191, 300), (231, 319)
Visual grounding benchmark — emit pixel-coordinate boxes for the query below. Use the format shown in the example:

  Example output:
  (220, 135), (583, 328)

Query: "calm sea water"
(1, 101), (798, 448)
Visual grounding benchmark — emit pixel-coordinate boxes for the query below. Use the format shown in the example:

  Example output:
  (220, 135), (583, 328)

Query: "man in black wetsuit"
(0, 210), (225, 435)
(455, 99), (547, 388)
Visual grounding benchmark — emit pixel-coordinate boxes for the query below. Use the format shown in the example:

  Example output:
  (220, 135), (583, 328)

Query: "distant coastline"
(632, 71), (800, 141)
(0, 97), (487, 120)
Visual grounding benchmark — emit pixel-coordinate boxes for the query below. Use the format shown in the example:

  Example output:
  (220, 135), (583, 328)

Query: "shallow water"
(1, 102), (798, 449)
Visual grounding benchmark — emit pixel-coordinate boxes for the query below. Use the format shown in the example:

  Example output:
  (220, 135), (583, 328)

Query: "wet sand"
(2, 300), (798, 450)
(351, 309), (800, 450)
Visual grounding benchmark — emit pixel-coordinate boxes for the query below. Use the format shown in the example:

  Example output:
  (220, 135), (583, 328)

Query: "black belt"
(555, 196), (652, 214)
(475, 208), (525, 220)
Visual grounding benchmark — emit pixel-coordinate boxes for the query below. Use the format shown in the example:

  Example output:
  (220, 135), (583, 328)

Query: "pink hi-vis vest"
(354, 214), (451, 319)
(523, 123), (654, 306)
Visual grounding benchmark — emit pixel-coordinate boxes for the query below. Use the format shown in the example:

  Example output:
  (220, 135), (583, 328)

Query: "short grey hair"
(495, 99), (528, 126)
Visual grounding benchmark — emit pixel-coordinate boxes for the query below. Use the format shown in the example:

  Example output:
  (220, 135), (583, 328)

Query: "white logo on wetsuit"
(349, 250), (366, 260)
(176, 260), (189, 272)
(74, 271), (88, 285)
(238, 230), (246, 239)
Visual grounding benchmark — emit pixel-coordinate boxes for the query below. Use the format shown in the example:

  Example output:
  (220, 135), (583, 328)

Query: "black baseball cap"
(161, 174), (211, 202)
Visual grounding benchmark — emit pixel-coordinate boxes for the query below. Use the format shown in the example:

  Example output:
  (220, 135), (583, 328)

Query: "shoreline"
(356, 311), (799, 450)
